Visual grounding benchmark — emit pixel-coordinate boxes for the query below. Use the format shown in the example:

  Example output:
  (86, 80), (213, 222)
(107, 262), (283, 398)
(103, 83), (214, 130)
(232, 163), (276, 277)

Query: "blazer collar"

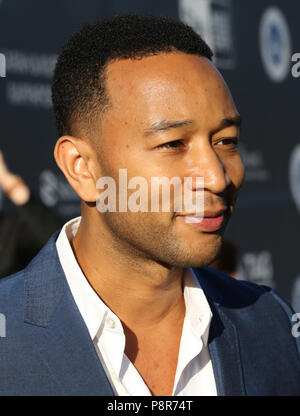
(23, 232), (114, 395)
(192, 267), (246, 396)
(24, 231), (66, 327)
(23, 234), (245, 396)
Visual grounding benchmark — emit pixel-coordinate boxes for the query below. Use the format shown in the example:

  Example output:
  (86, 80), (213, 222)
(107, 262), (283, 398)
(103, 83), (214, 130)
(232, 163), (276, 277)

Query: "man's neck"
(71, 215), (186, 330)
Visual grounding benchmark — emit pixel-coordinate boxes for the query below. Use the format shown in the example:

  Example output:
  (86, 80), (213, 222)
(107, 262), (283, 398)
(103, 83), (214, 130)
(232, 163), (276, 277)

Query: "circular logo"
(289, 144), (300, 214)
(259, 6), (292, 82)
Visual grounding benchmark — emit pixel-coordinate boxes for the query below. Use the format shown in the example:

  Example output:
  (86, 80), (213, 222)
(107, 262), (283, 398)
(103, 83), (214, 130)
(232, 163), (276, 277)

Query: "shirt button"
(106, 317), (116, 329)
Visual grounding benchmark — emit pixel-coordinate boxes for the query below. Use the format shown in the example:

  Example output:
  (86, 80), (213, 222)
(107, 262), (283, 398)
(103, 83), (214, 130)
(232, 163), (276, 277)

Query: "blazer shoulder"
(199, 266), (296, 312)
(194, 266), (269, 306)
(196, 267), (299, 344)
(0, 231), (60, 311)
(0, 270), (25, 322)
(0, 269), (24, 295)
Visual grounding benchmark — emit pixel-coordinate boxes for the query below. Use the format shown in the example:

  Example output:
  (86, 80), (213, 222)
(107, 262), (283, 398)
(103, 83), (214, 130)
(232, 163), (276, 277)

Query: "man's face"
(92, 52), (244, 267)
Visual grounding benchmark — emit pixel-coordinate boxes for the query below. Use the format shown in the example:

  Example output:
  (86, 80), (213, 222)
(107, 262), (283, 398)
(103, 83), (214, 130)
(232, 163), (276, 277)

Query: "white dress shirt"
(56, 217), (217, 396)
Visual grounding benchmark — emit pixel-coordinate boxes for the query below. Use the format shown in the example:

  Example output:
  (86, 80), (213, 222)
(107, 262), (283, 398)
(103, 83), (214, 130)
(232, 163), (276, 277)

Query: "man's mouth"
(177, 208), (227, 232)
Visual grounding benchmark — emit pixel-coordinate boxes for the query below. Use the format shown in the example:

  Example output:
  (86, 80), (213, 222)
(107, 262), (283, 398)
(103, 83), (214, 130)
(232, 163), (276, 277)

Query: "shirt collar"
(184, 268), (213, 347)
(56, 217), (213, 346)
(56, 216), (107, 340)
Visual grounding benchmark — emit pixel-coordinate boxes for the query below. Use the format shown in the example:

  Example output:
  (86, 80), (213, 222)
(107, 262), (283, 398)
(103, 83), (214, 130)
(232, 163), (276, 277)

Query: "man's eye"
(157, 140), (184, 150)
(217, 137), (239, 147)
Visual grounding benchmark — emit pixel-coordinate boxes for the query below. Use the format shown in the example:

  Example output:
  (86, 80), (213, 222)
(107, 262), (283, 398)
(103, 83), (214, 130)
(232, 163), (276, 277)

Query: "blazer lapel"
(24, 233), (114, 396)
(23, 234), (246, 396)
(207, 302), (246, 396)
(192, 267), (246, 396)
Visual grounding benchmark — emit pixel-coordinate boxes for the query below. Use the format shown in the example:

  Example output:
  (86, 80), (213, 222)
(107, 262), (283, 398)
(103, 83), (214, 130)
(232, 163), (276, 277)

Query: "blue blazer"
(0, 232), (299, 396)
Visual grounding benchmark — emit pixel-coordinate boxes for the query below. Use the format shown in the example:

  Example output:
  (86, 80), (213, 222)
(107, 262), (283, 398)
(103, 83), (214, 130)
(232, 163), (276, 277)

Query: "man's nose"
(186, 142), (231, 194)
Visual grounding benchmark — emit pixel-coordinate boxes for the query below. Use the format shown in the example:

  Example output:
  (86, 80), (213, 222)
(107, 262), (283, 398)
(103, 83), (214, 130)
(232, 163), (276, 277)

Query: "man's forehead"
(102, 52), (236, 131)
(105, 52), (220, 93)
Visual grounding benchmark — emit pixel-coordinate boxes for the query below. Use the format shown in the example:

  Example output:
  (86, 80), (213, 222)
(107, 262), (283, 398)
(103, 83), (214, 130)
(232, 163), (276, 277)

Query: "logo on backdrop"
(239, 143), (270, 182)
(39, 170), (80, 218)
(289, 144), (300, 214)
(237, 250), (275, 288)
(259, 6), (292, 83)
(3, 50), (57, 108)
(179, 0), (236, 69)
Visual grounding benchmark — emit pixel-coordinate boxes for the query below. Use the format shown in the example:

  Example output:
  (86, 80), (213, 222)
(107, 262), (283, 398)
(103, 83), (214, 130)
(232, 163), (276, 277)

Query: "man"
(0, 15), (299, 396)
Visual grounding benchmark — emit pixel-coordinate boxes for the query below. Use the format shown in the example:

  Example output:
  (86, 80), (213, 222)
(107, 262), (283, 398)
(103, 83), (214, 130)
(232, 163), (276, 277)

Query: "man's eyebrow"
(212, 115), (242, 134)
(143, 119), (195, 137)
(143, 115), (242, 137)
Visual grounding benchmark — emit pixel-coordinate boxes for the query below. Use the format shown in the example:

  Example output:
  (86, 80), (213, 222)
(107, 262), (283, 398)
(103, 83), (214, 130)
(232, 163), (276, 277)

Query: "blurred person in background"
(0, 150), (63, 277)
(209, 239), (238, 278)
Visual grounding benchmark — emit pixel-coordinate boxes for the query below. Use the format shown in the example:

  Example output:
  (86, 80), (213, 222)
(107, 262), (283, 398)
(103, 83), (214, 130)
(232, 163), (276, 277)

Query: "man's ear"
(54, 136), (100, 202)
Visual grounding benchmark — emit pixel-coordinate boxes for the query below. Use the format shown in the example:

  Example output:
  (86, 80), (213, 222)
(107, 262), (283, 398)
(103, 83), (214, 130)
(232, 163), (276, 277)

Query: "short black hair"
(52, 14), (213, 137)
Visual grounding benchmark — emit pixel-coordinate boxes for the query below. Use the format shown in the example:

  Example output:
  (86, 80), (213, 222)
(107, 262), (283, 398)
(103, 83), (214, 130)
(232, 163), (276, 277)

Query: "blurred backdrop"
(0, 0), (299, 307)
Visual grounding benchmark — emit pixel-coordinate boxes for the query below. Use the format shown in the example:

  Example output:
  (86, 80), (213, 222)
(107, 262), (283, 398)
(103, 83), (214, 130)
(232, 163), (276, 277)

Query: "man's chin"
(174, 237), (223, 269)
(165, 248), (222, 269)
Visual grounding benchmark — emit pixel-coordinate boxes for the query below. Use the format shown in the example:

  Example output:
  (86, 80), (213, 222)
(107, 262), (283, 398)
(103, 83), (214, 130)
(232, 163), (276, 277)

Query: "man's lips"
(176, 208), (227, 232)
